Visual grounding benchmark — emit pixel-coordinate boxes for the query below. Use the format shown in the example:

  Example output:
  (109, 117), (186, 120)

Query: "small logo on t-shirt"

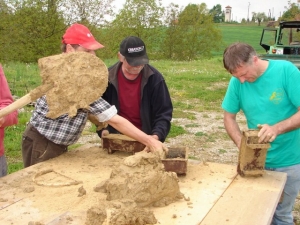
(269, 88), (284, 104)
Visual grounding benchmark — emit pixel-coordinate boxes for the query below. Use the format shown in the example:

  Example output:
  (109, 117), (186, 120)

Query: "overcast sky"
(113, 0), (297, 22)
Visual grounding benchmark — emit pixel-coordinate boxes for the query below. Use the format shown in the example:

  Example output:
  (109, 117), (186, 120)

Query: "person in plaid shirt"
(22, 24), (166, 167)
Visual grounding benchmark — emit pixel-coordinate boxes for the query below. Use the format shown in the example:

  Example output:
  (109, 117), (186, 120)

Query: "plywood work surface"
(199, 171), (286, 225)
(0, 144), (286, 225)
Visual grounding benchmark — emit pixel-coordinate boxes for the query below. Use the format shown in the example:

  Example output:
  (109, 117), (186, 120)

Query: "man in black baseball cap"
(119, 36), (149, 66)
(97, 36), (173, 144)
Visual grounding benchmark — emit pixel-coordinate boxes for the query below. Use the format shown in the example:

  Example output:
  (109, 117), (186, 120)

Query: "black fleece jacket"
(96, 62), (173, 142)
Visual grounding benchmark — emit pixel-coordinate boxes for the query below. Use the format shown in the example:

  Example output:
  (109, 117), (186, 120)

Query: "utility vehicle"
(260, 21), (300, 68)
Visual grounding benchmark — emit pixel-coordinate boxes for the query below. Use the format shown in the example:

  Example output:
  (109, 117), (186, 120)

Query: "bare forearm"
(224, 112), (242, 149)
(107, 115), (153, 146)
(273, 108), (300, 135)
(258, 108), (300, 143)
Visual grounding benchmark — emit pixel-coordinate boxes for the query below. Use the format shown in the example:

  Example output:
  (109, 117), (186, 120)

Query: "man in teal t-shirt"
(222, 42), (300, 225)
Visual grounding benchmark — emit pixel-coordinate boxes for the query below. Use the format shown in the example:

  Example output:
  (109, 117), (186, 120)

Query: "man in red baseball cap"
(61, 23), (104, 53)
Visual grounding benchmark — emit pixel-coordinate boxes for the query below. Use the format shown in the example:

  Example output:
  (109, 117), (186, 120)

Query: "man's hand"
(87, 113), (108, 131)
(151, 134), (159, 140)
(257, 124), (277, 143)
(101, 130), (109, 138)
(143, 135), (168, 159)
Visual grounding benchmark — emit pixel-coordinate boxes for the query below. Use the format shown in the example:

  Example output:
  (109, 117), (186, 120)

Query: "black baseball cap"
(119, 36), (149, 66)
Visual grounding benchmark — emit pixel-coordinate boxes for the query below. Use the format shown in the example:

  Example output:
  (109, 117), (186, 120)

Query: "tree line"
(0, 0), (296, 63)
(240, 1), (300, 26)
(0, 0), (224, 63)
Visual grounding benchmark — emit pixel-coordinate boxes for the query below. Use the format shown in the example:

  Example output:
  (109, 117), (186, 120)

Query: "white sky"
(113, 0), (298, 22)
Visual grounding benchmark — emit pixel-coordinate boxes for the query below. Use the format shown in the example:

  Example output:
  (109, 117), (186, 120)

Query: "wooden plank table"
(0, 144), (286, 225)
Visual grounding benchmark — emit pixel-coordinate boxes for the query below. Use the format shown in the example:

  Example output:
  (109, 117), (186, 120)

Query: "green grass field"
(217, 23), (266, 55)
(2, 23), (266, 173)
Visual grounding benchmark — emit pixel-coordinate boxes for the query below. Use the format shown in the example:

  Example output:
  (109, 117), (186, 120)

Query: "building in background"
(225, 6), (232, 22)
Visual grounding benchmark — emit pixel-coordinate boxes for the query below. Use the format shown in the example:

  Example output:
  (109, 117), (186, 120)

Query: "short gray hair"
(223, 42), (257, 74)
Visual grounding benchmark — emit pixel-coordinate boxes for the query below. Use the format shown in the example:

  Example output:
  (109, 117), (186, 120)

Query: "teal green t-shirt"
(222, 60), (300, 168)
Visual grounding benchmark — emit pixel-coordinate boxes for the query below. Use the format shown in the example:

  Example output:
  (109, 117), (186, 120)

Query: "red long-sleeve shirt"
(0, 65), (18, 156)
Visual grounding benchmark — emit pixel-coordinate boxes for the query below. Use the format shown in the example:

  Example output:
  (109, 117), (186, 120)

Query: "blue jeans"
(265, 164), (300, 225)
(0, 154), (8, 178)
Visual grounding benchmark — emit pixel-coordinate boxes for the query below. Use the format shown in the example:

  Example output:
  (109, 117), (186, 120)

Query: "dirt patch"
(165, 111), (247, 165)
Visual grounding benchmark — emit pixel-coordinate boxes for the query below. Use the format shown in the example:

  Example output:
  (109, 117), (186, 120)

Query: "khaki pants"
(22, 124), (67, 168)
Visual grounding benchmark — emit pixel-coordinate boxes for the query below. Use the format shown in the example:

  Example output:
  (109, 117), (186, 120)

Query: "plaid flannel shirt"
(29, 96), (117, 145)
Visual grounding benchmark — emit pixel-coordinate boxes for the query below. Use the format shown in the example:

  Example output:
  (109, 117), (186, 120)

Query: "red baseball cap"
(62, 23), (104, 50)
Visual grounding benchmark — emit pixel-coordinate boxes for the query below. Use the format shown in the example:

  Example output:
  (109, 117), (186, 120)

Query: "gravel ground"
(78, 111), (300, 224)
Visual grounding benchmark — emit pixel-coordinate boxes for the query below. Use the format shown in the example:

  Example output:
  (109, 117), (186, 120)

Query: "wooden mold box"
(162, 147), (188, 175)
(102, 134), (188, 175)
(237, 130), (270, 177)
(102, 134), (145, 154)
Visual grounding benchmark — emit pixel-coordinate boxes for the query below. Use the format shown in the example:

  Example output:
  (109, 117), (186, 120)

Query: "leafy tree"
(209, 4), (224, 23)
(164, 3), (222, 60)
(0, 0), (65, 62)
(0, 0), (116, 62)
(59, 0), (115, 27)
(161, 3), (182, 59)
(281, 1), (300, 21)
(252, 12), (267, 26)
(99, 0), (165, 60)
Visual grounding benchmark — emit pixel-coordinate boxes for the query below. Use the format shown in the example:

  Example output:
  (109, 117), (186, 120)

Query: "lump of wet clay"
(23, 186), (35, 193)
(93, 180), (108, 193)
(28, 222), (44, 225)
(85, 199), (157, 225)
(102, 151), (183, 207)
(78, 185), (86, 197)
(37, 52), (108, 119)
